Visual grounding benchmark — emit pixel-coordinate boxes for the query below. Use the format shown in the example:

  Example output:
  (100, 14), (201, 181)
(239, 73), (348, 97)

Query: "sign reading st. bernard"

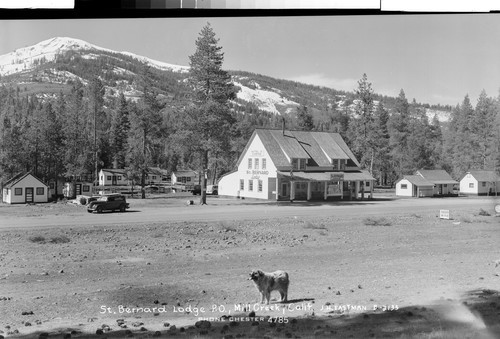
(247, 170), (269, 176)
(250, 150), (264, 156)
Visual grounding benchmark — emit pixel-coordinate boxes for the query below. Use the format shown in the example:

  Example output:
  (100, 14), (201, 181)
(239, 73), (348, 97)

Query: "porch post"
(341, 180), (344, 200)
(290, 181), (295, 201)
(324, 181), (328, 200)
(307, 181), (312, 201)
(355, 181), (360, 200)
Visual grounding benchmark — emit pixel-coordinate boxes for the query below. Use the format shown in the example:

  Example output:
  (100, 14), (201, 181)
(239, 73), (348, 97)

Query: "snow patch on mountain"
(234, 81), (299, 115)
(0, 37), (189, 77)
(426, 109), (451, 123)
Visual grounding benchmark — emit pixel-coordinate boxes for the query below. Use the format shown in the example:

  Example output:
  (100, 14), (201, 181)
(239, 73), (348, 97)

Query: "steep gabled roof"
(416, 169), (458, 184)
(101, 168), (127, 175)
(244, 129), (360, 169)
(173, 170), (197, 176)
(3, 172), (48, 188)
(462, 170), (500, 182)
(398, 175), (434, 186)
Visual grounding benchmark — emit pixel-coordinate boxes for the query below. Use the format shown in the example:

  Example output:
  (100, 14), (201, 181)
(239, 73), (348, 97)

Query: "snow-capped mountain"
(0, 37), (452, 122)
(0, 37), (189, 77)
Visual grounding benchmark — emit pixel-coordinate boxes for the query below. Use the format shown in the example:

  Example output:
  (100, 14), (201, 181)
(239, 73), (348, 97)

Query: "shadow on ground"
(12, 289), (500, 338)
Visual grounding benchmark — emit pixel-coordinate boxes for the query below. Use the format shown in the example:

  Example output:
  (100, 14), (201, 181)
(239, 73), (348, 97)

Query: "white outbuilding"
(459, 170), (500, 196)
(2, 172), (49, 204)
(395, 175), (434, 197)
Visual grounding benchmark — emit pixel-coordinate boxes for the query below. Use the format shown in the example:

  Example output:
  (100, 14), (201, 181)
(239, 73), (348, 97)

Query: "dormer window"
(292, 158), (307, 170)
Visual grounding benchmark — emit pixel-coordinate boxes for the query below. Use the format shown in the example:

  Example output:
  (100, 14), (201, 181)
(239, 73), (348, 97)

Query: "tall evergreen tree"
(110, 92), (130, 169)
(296, 104), (314, 131)
(180, 22), (238, 204)
(388, 89), (412, 180)
(127, 66), (164, 199)
(347, 74), (377, 173)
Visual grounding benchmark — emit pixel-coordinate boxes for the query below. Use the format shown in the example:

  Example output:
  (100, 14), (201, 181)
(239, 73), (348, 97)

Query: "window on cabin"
(469, 183), (474, 188)
(248, 158), (252, 169)
(366, 181), (370, 187)
(258, 180), (263, 192)
(118, 176), (122, 180)
(262, 158), (266, 169)
(332, 160), (338, 170)
(83, 185), (90, 192)
(15, 188), (22, 195)
(36, 187), (44, 195)
(255, 158), (259, 170)
(107, 176), (111, 181)
(240, 179), (244, 191)
(299, 159), (306, 170)
(482, 182), (486, 187)
(50, 182), (55, 189)
(249, 180), (253, 191)
(339, 159), (346, 170)
(292, 158), (298, 170)
(401, 184), (407, 189)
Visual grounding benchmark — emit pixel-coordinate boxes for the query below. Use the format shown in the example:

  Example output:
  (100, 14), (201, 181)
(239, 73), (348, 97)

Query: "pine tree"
(180, 22), (238, 204)
(372, 102), (391, 185)
(127, 66), (164, 199)
(388, 89), (412, 181)
(110, 92), (130, 169)
(470, 90), (495, 169)
(347, 74), (376, 173)
(188, 22), (237, 104)
(296, 104), (314, 131)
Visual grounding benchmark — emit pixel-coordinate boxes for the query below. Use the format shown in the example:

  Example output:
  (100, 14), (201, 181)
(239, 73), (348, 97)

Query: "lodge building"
(218, 129), (375, 201)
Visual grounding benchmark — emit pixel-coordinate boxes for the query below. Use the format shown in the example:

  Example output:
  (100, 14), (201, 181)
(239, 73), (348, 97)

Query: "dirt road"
(1, 196), (497, 229)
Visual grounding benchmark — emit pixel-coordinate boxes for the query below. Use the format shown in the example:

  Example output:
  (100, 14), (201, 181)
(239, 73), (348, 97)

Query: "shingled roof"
(239, 129), (360, 170)
(462, 170), (500, 182)
(400, 175), (434, 186)
(416, 169), (458, 185)
(3, 172), (47, 188)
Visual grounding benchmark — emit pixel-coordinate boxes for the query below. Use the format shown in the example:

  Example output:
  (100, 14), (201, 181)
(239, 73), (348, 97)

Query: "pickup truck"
(87, 194), (129, 213)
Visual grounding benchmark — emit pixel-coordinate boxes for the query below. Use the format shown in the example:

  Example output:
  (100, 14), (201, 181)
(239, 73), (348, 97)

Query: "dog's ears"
(257, 270), (264, 276)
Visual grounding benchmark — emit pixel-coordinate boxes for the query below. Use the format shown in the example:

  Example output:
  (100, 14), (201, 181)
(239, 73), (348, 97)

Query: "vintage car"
(87, 194), (129, 213)
(206, 185), (218, 195)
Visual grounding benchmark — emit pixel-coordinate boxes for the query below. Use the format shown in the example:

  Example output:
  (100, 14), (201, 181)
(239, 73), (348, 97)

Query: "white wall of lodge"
(219, 134), (277, 199)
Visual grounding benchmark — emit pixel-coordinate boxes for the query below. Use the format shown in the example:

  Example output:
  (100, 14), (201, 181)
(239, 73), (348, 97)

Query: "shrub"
(478, 209), (491, 216)
(303, 222), (327, 230)
(28, 236), (46, 243)
(49, 236), (70, 244)
(363, 217), (392, 226)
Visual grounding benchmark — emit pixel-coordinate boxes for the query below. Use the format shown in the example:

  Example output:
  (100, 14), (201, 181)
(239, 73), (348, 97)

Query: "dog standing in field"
(249, 269), (289, 304)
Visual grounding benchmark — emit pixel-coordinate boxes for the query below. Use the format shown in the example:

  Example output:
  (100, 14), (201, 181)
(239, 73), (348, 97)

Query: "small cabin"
(2, 172), (49, 204)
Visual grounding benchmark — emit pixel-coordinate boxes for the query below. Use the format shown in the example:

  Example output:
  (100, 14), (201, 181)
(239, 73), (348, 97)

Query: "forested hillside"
(0, 30), (498, 193)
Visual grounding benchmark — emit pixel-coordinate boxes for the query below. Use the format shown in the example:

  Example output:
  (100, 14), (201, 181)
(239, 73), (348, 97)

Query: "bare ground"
(0, 195), (499, 338)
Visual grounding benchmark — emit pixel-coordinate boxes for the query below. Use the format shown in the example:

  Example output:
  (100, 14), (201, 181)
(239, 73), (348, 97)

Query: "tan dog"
(249, 269), (289, 304)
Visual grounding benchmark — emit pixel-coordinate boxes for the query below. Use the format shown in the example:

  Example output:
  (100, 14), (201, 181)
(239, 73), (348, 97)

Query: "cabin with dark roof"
(218, 129), (375, 201)
(459, 170), (500, 195)
(2, 172), (49, 204)
(396, 169), (458, 197)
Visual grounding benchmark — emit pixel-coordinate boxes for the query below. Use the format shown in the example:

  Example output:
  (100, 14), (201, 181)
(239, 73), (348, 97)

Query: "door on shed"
(25, 187), (34, 203)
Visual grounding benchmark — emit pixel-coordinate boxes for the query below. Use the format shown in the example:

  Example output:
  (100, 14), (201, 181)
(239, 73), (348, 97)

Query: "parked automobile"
(87, 194), (129, 213)
(192, 184), (201, 195)
(206, 185), (218, 195)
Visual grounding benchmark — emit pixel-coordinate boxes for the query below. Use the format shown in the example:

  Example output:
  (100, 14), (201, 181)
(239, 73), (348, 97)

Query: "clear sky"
(0, 14), (499, 106)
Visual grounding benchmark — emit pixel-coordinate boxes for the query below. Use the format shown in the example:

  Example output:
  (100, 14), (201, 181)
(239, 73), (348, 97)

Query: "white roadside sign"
(439, 210), (450, 219)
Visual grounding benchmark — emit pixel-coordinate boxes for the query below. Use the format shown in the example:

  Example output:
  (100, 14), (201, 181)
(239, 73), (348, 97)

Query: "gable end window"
(262, 158), (267, 170)
(248, 158), (252, 169)
(401, 184), (407, 189)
